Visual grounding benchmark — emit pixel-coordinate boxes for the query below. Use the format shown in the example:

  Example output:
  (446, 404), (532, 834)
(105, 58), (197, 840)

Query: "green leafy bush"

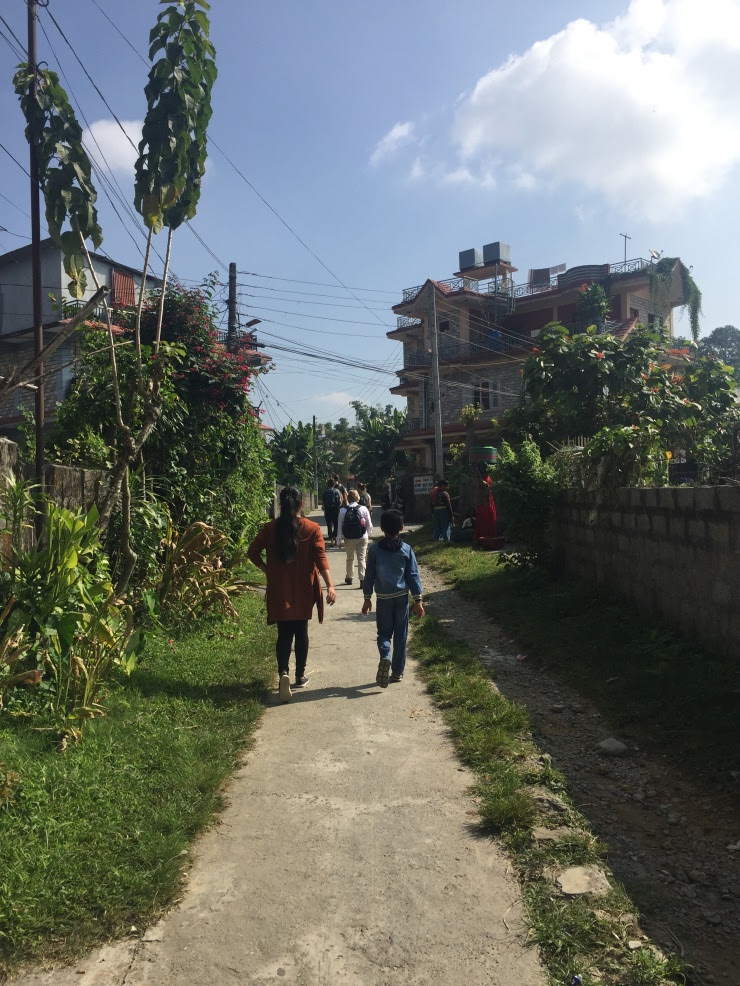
(0, 476), (137, 734)
(157, 520), (255, 624)
(490, 438), (565, 561)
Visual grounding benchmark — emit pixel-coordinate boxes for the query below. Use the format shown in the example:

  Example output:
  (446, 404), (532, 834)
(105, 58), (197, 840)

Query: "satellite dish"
(649, 248), (663, 261)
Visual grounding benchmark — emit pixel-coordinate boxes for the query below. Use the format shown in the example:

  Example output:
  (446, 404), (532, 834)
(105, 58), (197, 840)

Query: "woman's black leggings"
(276, 620), (309, 677)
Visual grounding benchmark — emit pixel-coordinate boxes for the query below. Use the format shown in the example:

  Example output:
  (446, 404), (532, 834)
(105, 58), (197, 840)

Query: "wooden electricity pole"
(429, 281), (443, 478)
(27, 0), (45, 495)
(226, 261), (237, 351)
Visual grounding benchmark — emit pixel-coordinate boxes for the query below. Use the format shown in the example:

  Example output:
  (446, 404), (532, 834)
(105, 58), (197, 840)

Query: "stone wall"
(551, 487), (740, 658)
(0, 437), (104, 515)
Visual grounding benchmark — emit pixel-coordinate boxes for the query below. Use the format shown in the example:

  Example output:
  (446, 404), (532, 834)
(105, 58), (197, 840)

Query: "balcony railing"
(405, 417), (423, 432)
(404, 334), (527, 367)
(61, 299), (107, 322)
(401, 276), (495, 303)
(403, 258), (654, 306)
(396, 316), (423, 330)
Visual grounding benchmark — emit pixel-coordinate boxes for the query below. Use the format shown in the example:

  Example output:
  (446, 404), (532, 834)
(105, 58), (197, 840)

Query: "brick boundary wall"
(0, 437), (104, 520)
(551, 487), (740, 659)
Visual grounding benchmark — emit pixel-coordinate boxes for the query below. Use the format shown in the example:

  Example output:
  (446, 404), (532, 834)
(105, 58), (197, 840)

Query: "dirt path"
(418, 562), (740, 986)
(12, 512), (544, 986)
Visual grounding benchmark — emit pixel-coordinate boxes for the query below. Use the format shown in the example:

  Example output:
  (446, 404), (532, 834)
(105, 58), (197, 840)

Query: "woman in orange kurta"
(248, 487), (336, 703)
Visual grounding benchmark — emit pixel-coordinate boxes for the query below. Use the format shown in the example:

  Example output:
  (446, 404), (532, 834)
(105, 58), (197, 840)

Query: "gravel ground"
(419, 560), (740, 986)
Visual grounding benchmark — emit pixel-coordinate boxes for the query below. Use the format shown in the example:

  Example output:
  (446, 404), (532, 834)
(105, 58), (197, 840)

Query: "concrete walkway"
(14, 511), (544, 986)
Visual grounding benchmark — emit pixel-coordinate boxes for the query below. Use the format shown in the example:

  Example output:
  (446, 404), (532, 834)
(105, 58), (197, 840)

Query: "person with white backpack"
(337, 489), (373, 586)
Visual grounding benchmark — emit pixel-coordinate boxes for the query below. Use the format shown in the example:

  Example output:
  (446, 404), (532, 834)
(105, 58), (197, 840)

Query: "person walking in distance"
(248, 486), (336, 703)
(357, 482), (372, 510)
(361, 509), (424, 687)
(431, 478), (454, 542)
(322, 477), (341, 547)
(337, 489), (373, 586)
(333, 473), (348, 507)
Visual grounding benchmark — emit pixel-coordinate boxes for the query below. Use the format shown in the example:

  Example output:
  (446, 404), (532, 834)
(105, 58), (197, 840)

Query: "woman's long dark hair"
(275, 486), (302, 563)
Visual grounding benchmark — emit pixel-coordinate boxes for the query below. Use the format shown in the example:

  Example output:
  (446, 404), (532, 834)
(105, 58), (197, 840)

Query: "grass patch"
(0, 593), (275, 976)
(412, 616), (686, 986)
(407, 532), (739, 778)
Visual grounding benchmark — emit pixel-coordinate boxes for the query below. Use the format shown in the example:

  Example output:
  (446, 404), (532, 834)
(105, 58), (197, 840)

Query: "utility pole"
(429, 281), (443, 478)
(619, 232), (631, 264)
(28, 0), (45, 498)
(312, 415), (318, 506)
(227, 261), (237, 351)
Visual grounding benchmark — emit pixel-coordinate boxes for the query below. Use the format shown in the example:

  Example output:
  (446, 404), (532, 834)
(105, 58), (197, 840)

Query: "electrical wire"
(0, 14), (24, 55)
(0, 141), (31, 178)
(237, 281), (395, 305)
(44, 5), (226, 276)
(0, 24), (24, 61)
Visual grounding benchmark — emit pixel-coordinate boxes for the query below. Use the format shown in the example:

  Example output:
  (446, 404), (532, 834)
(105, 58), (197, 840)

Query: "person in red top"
(248, 486), (336, 703)
(473, 462), (498, 544)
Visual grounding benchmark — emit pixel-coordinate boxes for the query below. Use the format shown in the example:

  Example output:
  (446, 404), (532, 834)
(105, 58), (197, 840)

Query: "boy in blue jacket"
(361, 509), (425, 688)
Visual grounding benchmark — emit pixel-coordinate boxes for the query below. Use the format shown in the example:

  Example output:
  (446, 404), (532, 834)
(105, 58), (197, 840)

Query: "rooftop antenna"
(619, 232), (631, 263)
(649, 248), (663, 263)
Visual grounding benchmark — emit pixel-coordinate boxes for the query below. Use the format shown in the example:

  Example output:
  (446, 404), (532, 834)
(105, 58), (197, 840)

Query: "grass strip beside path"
(407, 534), (739, 781)
(0, 593), (274, 976)
(412, 617), (685, 986)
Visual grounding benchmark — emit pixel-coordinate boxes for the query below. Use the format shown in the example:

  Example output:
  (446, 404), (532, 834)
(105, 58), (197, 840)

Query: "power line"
(0, 14), (24, 54)
(36, 18), (153, 266)
(88, 0), (149, 67)
(0, 190), (31, 219)
(43, 7), (139, 157)
(242, 304), (394, 329)
(238, 270), (399, 295)
(0, 141), (31, 178)
(0, 23), (24, 61)
(237, 284), (390, 310)
(43, 5), (225, 276)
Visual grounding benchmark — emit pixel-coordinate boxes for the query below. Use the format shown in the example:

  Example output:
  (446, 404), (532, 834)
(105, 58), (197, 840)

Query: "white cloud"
(449, 0), (740, 220)
(370, 121), (416, 166)
(313, 391), (356, 410)
(82, 119), (142, 175)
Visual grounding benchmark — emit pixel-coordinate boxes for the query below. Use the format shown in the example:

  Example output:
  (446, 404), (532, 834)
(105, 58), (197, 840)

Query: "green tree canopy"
(268, 422), (316, 491)
(699, 325), (740, 376)
(350, 402), (407, 492)
(507, 322), (739, 486)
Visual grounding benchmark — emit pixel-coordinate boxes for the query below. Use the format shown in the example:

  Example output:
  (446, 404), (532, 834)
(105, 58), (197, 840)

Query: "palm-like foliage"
(268, 422), (315, 489)
(351, 412), (407, 492)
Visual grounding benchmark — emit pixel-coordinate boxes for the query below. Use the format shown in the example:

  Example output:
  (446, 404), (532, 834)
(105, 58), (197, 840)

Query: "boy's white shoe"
(279, 673), (292, 703)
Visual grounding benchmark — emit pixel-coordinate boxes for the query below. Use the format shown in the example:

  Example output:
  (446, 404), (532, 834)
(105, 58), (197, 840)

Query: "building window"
(473, 380), (491, 410)
(439, 319), (450, 333)
(111, 269), (136, 307)
(647, 313), (663, 329)
(490, 379), (499, 409)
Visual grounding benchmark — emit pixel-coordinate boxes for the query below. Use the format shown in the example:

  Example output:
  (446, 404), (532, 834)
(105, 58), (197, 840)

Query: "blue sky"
(1, 0), (739, 429)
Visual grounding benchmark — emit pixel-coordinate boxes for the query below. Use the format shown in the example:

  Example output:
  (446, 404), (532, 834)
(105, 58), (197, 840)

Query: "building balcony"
(398, 416), (498, 448)
(403, 333), (528, 369)
(390, 375), (420, 396)
(396, 277), (515, 318)
(386, 315), (423, 339)
(513, 258), (653, 303)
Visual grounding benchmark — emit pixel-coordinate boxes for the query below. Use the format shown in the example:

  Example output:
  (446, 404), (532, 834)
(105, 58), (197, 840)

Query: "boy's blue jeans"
(433, 507), (451, 541)
(376, 595), (410, 677)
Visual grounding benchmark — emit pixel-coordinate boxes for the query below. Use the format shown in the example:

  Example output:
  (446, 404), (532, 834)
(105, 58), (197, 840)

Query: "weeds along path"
(11, 509), (544, 986)
(417, 557), (740, 986)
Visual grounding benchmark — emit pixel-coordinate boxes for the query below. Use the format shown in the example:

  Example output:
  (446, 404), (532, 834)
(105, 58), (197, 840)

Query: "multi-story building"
(0, 240), (271, 437)
(0, 238), (162, 434)
(390, 242), (691, 470)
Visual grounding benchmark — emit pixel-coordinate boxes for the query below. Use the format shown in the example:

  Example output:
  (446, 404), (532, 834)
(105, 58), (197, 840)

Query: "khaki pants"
(344, 537), (369, 582)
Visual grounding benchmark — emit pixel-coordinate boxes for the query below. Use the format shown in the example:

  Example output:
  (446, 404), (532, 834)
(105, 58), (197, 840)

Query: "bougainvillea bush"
(50, 280), (274, 553)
